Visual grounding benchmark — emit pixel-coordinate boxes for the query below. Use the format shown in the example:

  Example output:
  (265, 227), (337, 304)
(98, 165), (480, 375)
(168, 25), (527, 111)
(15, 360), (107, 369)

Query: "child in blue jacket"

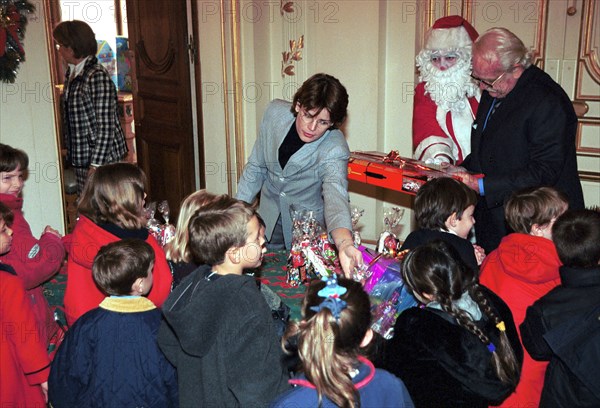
(49, 239), (178, 407)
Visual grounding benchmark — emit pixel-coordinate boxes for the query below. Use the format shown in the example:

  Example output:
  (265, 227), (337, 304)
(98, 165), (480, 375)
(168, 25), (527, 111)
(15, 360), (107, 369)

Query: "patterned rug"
(43, 250), (308, 325)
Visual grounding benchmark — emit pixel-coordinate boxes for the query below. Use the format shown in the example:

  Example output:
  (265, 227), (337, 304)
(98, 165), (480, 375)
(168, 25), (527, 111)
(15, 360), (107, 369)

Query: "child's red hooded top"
(0, 193), (66, 346)
(480, 233), (561, 408)
(63, 215), (172, 325)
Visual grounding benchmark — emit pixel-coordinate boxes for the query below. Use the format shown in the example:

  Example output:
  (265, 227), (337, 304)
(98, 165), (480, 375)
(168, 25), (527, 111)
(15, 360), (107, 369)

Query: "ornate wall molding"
(136, 39), (175, 74)
(576, 0), (600, 98)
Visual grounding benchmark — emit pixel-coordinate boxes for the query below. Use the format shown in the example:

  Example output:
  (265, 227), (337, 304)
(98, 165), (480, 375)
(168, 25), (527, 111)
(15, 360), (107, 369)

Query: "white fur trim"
(449, 103), (475, 158)
(414, 136), (454, 163)
(426, 26), (472, 50)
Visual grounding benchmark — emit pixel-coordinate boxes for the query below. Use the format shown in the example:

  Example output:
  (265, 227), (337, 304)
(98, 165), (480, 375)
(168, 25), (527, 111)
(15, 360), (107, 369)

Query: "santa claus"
(412, 16), (480, 165)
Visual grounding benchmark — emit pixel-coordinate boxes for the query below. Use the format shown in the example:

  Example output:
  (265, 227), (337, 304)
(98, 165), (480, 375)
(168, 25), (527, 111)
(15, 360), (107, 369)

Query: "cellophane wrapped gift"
(145, 201), (162, 243)
(376, 207), (404, 256)
(157, 200), (176, 246)
(145, 201), (176, 247)
(359, 246), (417, 339)
(286, 208), (341, 287)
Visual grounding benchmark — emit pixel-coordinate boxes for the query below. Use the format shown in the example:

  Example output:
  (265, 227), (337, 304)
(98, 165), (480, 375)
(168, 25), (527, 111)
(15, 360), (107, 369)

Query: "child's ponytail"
(298, 310), (357, 408)
(286, 276), (371, 408)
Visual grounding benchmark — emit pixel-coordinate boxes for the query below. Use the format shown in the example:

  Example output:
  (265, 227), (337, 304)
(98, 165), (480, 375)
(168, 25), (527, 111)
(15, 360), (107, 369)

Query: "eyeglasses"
(470, 71), (506, 89)
(299, 109), (333, 129)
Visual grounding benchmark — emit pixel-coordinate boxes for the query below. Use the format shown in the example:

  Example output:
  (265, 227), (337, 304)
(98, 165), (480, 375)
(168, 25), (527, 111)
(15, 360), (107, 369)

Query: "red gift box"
(348, 150), (483, 195)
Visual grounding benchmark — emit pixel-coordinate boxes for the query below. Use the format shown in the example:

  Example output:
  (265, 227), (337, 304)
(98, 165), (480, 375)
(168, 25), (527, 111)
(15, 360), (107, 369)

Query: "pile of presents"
(285, 206), (417, 340)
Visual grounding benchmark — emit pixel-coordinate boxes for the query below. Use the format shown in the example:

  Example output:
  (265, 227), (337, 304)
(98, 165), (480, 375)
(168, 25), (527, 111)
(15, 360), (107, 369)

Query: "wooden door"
(126, 0), (196, 221)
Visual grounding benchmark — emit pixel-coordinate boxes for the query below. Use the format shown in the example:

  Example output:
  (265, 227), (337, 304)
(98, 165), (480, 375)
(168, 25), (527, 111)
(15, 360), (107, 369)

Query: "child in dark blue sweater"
(49, 239), (178, 407)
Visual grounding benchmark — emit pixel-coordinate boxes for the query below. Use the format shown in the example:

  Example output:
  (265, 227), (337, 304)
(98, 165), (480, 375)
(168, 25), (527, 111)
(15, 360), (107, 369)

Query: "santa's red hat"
(424, 15), (479, 50)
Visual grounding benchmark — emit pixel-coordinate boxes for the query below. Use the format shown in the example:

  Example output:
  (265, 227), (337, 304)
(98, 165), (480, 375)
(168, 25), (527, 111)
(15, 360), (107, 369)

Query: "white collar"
(69, 55), (92, 79)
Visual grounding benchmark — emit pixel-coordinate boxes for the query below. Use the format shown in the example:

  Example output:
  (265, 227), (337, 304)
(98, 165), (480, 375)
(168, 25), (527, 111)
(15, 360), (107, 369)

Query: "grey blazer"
(236, 99), (352, 249)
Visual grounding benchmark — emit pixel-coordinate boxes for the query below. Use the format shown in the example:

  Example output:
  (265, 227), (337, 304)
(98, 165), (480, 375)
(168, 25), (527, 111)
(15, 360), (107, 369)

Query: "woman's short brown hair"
(53, 20), (98, 59)
(291, 73), (349, 128)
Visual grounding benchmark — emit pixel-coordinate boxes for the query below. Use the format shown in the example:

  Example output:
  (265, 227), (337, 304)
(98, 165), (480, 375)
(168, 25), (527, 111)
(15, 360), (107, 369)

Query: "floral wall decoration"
(281, 35), (303, 77)
(0, 0), (35, 83)
(280, 0), (304, 78)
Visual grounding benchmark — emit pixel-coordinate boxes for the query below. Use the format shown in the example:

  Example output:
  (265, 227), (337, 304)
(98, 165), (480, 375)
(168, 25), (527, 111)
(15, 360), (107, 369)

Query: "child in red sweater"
(0, 143), (65, 348)
(63, 162), (172, 325)
(480, 186), (568, 407)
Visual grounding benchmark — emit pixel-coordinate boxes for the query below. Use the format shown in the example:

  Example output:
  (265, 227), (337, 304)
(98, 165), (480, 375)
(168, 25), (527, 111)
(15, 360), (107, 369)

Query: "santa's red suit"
(413, 82), (479, 164)
(411, 15), (480, 165)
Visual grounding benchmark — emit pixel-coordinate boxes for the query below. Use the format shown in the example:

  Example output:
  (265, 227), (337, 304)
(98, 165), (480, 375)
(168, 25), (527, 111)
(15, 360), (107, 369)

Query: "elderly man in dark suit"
(459, 27), (584, 253)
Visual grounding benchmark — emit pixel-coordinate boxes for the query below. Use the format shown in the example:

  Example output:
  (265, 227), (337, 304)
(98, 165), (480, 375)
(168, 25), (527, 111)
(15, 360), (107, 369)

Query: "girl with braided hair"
(272, 276), (414, 408)
(381, 240), (522, 408)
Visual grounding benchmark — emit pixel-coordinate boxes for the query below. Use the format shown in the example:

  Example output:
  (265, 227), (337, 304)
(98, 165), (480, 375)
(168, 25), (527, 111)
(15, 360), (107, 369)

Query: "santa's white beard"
(417, 51), (479, 113)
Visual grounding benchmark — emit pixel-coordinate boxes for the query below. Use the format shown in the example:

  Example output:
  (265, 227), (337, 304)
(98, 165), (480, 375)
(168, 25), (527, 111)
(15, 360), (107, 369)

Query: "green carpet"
(43, 250), (307, 326)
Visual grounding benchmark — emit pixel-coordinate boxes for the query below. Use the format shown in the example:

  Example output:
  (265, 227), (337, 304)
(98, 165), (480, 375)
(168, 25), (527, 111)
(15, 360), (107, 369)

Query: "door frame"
(43, 0), (205, 229)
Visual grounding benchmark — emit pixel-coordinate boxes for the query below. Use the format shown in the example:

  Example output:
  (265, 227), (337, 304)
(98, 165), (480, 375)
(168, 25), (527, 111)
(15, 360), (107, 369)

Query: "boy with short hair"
(158, 195), (290, 407)
(521, 208), (600, 407)
(480, 186), (568, 408)
(400, 177), (484, 270)
(49, 239), (178, 407)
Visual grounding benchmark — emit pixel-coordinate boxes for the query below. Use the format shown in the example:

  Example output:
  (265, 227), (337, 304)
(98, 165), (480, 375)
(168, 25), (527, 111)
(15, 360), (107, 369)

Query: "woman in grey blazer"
(236, 73), (363, 276)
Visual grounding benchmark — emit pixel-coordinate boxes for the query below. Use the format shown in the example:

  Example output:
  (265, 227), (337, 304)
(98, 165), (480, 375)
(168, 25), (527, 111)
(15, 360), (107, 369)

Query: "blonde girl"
(272, 276), (413, 408)
(165, 189), (220, 288)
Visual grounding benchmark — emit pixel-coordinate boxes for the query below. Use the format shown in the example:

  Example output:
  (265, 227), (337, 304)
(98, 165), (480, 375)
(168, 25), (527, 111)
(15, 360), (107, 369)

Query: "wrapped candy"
(144, 201), (163, 244)
(351, 262), (372, 284)
(285, 206), (341, 286)
(158, 200), (176, 246)
(145, 200), (177, 247)
(350, 205), (364, 247)
(376, 207), (405, 256)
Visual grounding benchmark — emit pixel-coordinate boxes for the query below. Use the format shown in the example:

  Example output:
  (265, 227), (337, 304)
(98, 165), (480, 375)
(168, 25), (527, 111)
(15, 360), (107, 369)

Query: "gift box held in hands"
(359, 245), (418, 339)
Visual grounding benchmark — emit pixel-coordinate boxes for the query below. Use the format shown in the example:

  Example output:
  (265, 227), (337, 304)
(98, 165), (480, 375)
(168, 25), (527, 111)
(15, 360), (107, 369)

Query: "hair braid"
(471, 285), (520, 385)
(438, 295), (491, 345)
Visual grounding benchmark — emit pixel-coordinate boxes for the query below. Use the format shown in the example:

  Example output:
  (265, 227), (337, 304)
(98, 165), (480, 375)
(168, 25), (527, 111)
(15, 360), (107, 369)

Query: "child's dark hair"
(291, 73), (349, 128)
(92, 239), (155, 296)
(78, 163), (147, 229)
(283, 277), (371, 408)
(0, 202), (14, 226)
(0, 143), (28, 173)
(414, 177), (477, 230)
(187, 195), (256, 265)
(505, 186), (568, 234)
(552, 208), (600, 268)
(402, 240), (520, 386)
